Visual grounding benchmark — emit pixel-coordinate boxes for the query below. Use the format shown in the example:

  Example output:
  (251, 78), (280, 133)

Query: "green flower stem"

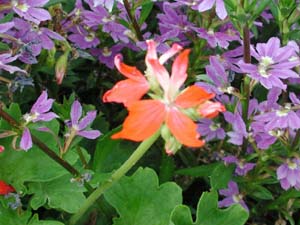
(69, 131), (160, 225)
(123, 0), (144, 41)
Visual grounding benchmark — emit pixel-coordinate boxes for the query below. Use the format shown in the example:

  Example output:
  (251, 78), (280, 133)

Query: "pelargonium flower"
(103, 40), (225, 154)
(11, 0), (51, 24)
(20, 91), (58, 151)
(219, 181), (248, 211)
(223, 156), (256, 176)
(238, 37), (299, 90)
(0, 145), (4, 153)
(0, 181), (15, 195)
(0, 53), (26, 74)
(277, 159), (300, 190)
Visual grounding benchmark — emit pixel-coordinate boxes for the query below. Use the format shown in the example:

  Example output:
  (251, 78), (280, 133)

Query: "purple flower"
(223, 156), (255, 176)
(68, 100), (101, 139)
(197, 0), (227, 20)
(20, 91), (57, 151)
(0, 21), (14, 33)
(223, 111), (248, 145)
(68, 28), (100, 49)
(11, 0), (51, 24)
(87, 0), (115, 11)
(277, 159), (300, 190)
(90, 44), (125, 69)
(0, 53), (26, 74)
(197, 118), (225, 141)
(254, 105), (300, 131)
(197, 56), (234, 95)
(82, 4), (129, 43)
(238, 37), (299, 90)
(219, 181), (248, 211)
(20, 127), (32, 151)
(194, 27), (239, 49)
(157, 2), (196, 42)
(23, 91), (58, 123)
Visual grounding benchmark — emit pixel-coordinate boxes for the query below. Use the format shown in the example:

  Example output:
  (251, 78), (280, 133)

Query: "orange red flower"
(103, 40), (225, 153)
(0, 180), (15, 195)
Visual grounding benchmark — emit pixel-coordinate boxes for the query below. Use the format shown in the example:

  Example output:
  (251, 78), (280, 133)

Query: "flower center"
(17, 3), (29, 12)
(102, 47), (112, 57)
(288, 161), (298, 170)
(209, 123), (220, 131)
(258, 56), (274, 78)
(84, 32), (95, 42)
(233, 194), (243, 203)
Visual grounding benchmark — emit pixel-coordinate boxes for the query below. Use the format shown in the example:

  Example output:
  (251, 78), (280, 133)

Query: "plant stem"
(123, 0), (144, 41)
(69, 131), (160, 225)
(241, 25), (251, 152)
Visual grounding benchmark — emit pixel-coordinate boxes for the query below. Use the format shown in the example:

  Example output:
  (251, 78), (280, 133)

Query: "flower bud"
(55, 50), (70, 85)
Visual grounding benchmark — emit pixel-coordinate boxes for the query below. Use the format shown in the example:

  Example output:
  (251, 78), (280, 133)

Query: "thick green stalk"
(69, 131), (160, 225)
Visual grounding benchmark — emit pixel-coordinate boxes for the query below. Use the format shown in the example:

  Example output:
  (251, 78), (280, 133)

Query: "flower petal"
(71, 100), (82, 125)
(102, 79), (149, 107)
(147, 58), (170, 93)
(20, 128), (32, 151)
(197, 101), (226, 118)
(166, 107), (205, 147)
(78, 111), (97, 130)
(114, 54), (145, 81)
(112, 100), (165, 141)
(0, 181), (15, 195)
(175, 85), (215, 108)
(78, 130), (101, 139)
(159, 43), (183, 65)
(170, 49), (190, 91)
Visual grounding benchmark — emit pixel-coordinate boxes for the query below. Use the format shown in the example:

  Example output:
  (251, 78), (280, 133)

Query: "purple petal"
(30, 91), (48, 113)
(197, 0), (215, 12)
(77, 130), (101, 139)
(78, 111), (97, 130)
(71, 100), (82, 125)
(34, 112), (58, 122)
(20, 128), (32, 151)
(216, 0), (227, 20)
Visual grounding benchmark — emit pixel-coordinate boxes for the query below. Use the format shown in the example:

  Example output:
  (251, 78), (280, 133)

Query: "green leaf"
(27, 174), (86, 213)
(104, 167), (182, 225)
(93, 127), (137, 173)
(0, 203), (31, 225)
(171, 191), (249, 225)
(175, 162), (220, 177)
(248, 184), (273, 200)
(138, 2), (153, 25)
(0, 134), (78, 191)
(27, 214), (64, 225)
(210, 163), (234, 189)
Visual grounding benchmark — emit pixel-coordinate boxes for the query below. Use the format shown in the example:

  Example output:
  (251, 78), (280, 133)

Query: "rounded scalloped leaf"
(171, 191), (249, 225)
(104, 167), (182, 225)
